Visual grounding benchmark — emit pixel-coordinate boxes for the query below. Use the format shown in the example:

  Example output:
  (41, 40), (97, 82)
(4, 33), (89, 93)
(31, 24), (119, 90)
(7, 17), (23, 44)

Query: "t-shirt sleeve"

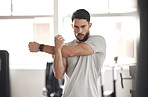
(85, 35), (106, 54)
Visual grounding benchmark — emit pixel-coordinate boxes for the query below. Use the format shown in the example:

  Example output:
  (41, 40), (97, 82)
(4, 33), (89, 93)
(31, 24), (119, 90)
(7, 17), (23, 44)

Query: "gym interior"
(0, 0), (148, 97)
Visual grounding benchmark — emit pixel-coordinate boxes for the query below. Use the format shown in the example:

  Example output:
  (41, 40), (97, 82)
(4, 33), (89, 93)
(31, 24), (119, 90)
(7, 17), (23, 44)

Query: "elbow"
(53, 65), (65, 79)
(62, 48), (73, 57)
(62, 53), (71, 58)
(67, 52), (73, 57)
(54, 73), (64, 79)
(66, 48), (75, 57)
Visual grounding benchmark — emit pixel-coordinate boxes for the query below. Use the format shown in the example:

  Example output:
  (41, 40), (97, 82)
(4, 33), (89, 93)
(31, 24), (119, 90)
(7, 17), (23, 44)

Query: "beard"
(75, 31), (89, 42)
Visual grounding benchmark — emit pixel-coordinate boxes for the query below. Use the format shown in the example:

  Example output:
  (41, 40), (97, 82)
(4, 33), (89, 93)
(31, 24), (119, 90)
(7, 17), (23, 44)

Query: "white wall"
(10, 69), (46, 97)
(10, 68), (132, 97)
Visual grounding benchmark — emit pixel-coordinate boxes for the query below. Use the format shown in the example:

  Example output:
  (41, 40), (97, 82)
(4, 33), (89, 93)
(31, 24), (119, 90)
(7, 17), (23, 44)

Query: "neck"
(77, 35), (90, 43)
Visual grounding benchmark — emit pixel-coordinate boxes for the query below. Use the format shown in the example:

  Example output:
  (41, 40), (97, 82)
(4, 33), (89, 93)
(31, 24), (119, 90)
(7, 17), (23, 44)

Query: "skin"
(72, 19), (92, 42)
(28, 19), (93, 79)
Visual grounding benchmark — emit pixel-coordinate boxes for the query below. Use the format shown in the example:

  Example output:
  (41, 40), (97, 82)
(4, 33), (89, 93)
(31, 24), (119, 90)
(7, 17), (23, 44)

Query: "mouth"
(75, 32), (89, 42)
(77, 33), (84, 38)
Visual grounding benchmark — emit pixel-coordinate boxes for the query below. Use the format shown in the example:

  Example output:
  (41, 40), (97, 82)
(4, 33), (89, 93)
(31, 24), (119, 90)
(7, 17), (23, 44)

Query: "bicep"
(62, 36), (106, 57)
(65, 43), (94, 57)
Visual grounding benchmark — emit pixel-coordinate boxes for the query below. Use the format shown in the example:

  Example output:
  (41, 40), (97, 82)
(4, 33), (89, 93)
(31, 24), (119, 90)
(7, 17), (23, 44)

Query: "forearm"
(42, 45), (55, 55)
(53, 49), (66, 79)
(42, 44), (70, 57)
(41, 43), (92, 58)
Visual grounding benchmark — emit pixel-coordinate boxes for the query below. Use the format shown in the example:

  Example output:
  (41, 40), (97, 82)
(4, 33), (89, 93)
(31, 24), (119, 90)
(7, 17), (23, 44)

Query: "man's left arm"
(61, 42), (94, 57)
(53, 35), (67, 79)
(61, 36), (106, 57)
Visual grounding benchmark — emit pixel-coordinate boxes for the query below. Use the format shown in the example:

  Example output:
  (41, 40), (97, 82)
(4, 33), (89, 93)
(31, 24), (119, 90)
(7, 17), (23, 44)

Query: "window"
(12, 0), (53, 16)
(0, 18), (54, 66)
(109, 0), (137, 13)
(59, 0), (109, 15)
(0, 0), (11, 16)
(91, 16), (139, 65)
(59, 0), (139, 65)
(0, 0), (139, 68)
(0, 0), (54, 67)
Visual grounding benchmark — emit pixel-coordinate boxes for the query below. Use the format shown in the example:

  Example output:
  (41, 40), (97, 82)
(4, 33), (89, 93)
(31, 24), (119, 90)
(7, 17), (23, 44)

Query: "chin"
(79, 38), (83, 40)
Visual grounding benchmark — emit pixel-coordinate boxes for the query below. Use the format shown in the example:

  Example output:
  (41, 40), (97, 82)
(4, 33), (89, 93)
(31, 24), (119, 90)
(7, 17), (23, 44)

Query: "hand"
(54, 35), (65, 50)
(28, 41), (40, 52)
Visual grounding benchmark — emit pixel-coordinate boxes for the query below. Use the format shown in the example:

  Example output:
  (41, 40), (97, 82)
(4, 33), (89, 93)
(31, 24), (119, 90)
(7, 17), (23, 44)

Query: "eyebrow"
(74, 25), (86, 28)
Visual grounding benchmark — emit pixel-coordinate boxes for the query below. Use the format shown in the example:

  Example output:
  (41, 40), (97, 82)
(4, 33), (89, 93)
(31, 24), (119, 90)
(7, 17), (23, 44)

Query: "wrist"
(39, 44), (44, 52)
(55, 47), (62, 52)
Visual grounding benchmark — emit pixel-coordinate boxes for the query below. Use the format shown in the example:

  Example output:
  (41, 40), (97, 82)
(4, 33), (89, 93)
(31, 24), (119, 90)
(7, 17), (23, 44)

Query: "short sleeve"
(64, 40), (77, 46)
(85, 35), (106, 54)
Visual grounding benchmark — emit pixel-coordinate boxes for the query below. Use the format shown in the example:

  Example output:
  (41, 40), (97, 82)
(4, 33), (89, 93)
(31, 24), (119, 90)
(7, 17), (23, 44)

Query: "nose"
(78, 28), (83, 33)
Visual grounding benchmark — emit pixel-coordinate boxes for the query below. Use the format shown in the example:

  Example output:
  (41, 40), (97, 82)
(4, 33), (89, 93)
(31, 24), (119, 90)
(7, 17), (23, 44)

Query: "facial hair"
(75, 31), (89, 42)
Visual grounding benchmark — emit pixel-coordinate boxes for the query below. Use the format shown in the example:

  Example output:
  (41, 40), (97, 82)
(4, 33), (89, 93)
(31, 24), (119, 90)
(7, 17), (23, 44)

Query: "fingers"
(55, 35), (65, 42)
(54, 35), (65, 49)
(28, 41), (39, 52)
(28, 41), (36, 48)
(55, 35), (62, 39)
(28, 42), (33, 51)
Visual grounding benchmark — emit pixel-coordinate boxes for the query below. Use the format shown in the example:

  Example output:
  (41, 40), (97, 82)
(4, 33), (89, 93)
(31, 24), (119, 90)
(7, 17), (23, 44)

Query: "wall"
(10, 69), (46, 97)
(10, 67), (132, 97)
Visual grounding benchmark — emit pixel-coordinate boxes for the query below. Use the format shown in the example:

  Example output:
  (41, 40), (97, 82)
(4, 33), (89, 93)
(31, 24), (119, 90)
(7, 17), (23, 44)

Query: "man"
(29, 9), (106, 97)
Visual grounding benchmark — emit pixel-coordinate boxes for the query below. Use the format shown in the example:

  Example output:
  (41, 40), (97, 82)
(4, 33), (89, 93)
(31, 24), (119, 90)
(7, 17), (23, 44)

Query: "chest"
(66, 56), (80, 77)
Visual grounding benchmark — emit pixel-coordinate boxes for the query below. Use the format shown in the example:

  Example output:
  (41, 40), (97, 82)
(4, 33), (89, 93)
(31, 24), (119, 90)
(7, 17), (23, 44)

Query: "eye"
(81, 25), (86, 28)
(74, 25), (79, 29)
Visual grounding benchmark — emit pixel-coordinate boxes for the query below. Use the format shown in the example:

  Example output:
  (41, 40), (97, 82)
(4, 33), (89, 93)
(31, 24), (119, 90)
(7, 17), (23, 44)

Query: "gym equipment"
(101, 57), (118, 97)
(120, 65), (136, 97)
(42, 62), (63, 97)
(0, 50), (10, 97)
(111, 57), (118, 97)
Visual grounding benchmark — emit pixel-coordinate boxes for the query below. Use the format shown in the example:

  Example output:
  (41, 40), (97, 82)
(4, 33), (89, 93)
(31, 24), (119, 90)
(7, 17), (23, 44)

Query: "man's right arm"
(28, 41), (66, 79)
(28, 40), (94, 57)
(53, 35), (67, 79)
(28, 42), (55, 55)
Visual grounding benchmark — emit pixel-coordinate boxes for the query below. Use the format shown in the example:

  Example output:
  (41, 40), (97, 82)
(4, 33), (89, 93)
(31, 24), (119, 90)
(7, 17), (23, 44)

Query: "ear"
(89, 23), (92, 28)
(71, 24), (74, 28)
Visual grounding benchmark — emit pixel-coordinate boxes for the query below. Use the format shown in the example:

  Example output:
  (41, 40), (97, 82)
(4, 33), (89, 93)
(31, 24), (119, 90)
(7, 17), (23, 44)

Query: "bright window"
(0, 0), (54, 67)
(91, 16), (139, 65)
(0, 0), (11, 16)
(0, 0), (139, 68)
(61, 16), (139, 65)
(59, 0), (139, 65)
(0, 18), (54, 66)
(12, 0), (54, 16)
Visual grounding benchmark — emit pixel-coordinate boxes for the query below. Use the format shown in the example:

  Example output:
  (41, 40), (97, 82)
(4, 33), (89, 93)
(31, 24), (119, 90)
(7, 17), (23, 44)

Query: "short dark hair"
(72, 9), (90, 22)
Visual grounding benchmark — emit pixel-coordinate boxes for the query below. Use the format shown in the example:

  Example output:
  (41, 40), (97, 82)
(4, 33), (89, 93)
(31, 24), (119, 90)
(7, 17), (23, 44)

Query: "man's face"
(72, 19), (92, 42)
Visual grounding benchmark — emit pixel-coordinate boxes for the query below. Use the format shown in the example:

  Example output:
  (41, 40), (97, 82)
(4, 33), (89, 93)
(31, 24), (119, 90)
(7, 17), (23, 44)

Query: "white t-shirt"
(63, 35), (106, 97)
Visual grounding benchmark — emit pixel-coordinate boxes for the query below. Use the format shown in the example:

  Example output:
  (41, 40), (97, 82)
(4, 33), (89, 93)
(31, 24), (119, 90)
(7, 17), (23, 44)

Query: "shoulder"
(64, 39), (77, 46)
(86, 35), (105, 43)
(89, 35), (105, 39)
(85, 35), (106, 53)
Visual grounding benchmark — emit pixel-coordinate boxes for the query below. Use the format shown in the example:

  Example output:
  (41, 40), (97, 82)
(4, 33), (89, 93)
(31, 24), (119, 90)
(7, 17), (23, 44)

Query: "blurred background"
(0, 0), (139, 97)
